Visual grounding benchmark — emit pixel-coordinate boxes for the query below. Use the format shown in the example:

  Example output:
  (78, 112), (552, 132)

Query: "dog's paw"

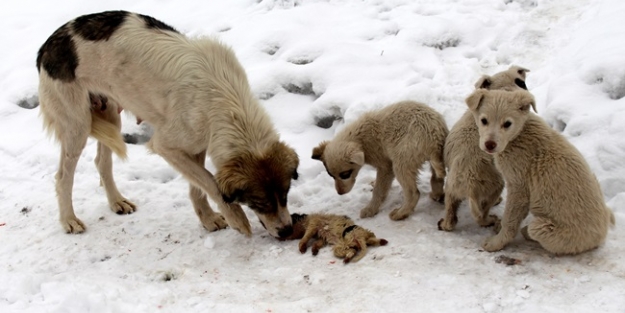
(482, 236), (506, 252)
(437, 217), (457, 231)
(389, 207), (411, 221)
(478, 214), (500, 228)
(219, 203), (252, 237)
(299, 242), (308, 254)
(111, 198), (136, 214)
(61, 217), (86, 234)
(200, 212), (229, 233)
(360, 206), (379, 219)
(429, 192), (445, 204)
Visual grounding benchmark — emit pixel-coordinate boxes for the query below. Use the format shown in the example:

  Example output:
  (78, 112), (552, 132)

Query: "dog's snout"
(277, 225), (294, 238)
(485, 141), (497, 152)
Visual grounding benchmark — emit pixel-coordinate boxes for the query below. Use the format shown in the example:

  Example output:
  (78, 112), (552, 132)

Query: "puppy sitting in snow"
(438, 65), (529, 232)
(287, 213), (387, 263)
(312, 101), (448, 221)
(468, 88), (615, 255)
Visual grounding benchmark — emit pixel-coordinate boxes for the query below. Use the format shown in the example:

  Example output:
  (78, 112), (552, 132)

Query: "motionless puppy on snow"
(286, 213), (388, 263)
(37, 11), (299, 238)
(312, 101), (448, 221)
(467, 88), (615, 255)
(438, 65), (530, 232)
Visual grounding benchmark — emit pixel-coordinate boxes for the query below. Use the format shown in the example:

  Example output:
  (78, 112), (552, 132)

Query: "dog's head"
(216, 141), (299, 239)
(475, 65), (530, 92)
(467, 89), (536, 155)
(312, 140), (364, 195)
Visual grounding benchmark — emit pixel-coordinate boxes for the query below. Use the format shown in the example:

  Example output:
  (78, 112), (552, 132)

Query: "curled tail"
(90, 112), (127, 160)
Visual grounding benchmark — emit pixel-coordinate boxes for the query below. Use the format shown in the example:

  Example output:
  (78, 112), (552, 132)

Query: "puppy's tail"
(90, 112), (127, 160)
(609, 209), (615, 227)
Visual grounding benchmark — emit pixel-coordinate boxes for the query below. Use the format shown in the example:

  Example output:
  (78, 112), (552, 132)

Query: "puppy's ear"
(516, 91), (537, 113)
(511, 65), (530, 79)
(215, 159), (247, 203)
(349, 150), (365, 166)
(475, 75), (492, 89)
(466, 89), (487, 111)
(312, 141), (328, 161)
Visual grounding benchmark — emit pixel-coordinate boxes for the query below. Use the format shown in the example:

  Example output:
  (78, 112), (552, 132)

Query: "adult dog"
(37, 11), (299, 238)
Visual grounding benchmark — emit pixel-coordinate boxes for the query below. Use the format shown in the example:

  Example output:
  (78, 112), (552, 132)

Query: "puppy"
(438, 66), (529, 231)
(288, 213), (388, 263)
(467, 89), (615, 255)
(37, 11), (299, 238)
(312, 101), (448, 220)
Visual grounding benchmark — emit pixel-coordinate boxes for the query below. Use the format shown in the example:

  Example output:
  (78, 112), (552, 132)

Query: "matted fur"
(438, 65), (530, 232)
(37, 11), (299, 238)
(312, 101), (448, 221)
(286, 213), (387, 263)
(467, 89), (615, 255)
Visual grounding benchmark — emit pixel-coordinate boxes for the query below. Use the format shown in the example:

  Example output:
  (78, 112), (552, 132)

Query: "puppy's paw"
(437, 217), (457, 231)
(200, 212), (229, 233)
(298, 241), (308, 254)
(360, 206), (380, 218)
(478, 214), (500, 228)
(111, 198), (136, 214)
(220, 203), (252, 237)
(389, 207), (411, 221)
(61, 217), (86, 234)
(482, 236), (506, 252)
(429, 192), (445, 204)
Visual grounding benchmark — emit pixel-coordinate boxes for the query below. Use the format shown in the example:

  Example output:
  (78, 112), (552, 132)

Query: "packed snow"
(1, 0), (624, 312)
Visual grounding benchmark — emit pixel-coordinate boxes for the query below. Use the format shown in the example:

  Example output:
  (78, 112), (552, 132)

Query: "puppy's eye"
(503, 121), (512, 129)
(339, 170), (353, 180)
(481, 118), (488, 126)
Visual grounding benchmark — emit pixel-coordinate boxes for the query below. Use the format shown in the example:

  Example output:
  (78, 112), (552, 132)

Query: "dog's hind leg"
(40, 84), (91, 233)
(389, 160), (421, 221)
(148, 140), (251, 236)
(189, 151), (228, 232)
(428, 152), (446, 203)
(94, 103), (136, 214)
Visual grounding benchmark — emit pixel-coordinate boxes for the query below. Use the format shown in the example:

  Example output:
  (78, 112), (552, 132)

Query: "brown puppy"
(438, 66), (529, 231)
(288, 213), (388, 263)
(37, 11), (299, 238)
(312, 101), (448, 221)
(467, 89), (615, 255)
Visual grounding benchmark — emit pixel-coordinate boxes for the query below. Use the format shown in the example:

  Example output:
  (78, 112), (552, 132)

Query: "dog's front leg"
(152, 144), (252, 236)
(482, 184), (529, 252)
(361, 162), (394, 218)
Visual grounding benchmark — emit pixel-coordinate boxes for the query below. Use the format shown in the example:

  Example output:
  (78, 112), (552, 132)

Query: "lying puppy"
(287, 213), (388, 263)
(312, 101), (448, 221)
(467, 89), (615, 255)
(438, 65), (529, 231)
(37, 11), (299, 238)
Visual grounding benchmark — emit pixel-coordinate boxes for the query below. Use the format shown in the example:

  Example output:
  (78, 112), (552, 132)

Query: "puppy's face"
(467, 89), (536, 155)
(216, 141), (299, 239)
(312, 140), (365, 195)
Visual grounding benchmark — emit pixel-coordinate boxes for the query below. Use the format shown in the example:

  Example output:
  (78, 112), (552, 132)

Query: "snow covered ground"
(1, 0), (624, 312)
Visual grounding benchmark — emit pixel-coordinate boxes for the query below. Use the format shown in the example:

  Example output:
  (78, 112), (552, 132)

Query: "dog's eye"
(339, 170), (353, 180)
(481, 118), (488, 126)
(503, 121), (512, 129)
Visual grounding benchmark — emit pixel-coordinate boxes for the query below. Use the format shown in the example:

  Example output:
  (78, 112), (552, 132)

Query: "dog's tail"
(90, 112), (127, 160)
(609, 209), (615, 227)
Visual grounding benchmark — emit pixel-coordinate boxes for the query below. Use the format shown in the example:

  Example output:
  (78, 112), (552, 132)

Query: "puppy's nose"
(485, 141), (497, 152)
(277, 225), (293, 239)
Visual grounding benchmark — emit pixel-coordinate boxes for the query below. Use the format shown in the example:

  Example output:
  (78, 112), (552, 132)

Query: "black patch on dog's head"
(36, 24), (78, 82)
(290, 213), (308, 224)
(72, 11), (128, 41)
(137, 14), (179, 33)
(342, 225), (357, 237)
(514, 78), (528, 90)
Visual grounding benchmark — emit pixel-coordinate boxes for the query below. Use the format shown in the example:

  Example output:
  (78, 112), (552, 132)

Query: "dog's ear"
(510, 65), (530, 79)
(349, 150), (365, 166)
(474, 75), (492, 89)
(215, 159), (247, 203)
(466, 89), (487, 111)
(312, 141), (328, 161)
(516, 91), (537, 113)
